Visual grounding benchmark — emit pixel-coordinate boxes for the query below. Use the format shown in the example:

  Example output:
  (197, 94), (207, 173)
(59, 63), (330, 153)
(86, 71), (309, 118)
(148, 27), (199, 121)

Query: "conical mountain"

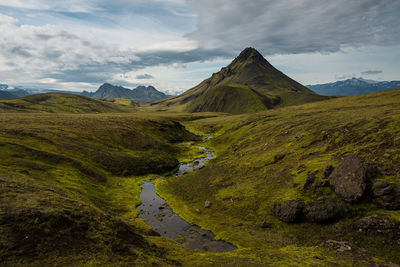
(150, 47), (327, 114)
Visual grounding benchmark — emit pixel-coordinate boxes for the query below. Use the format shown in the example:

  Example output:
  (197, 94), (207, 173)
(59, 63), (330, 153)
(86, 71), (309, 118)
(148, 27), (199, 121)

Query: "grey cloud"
(136, 74), (154, 79)
(362, 70), (383, 75)
(9, 46), (32, 58)
(186, 0), (400, 55)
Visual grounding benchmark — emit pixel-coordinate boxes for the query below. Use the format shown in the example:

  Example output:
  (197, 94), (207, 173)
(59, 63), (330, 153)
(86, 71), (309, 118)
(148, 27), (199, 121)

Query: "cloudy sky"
(0, 0), (399, 93)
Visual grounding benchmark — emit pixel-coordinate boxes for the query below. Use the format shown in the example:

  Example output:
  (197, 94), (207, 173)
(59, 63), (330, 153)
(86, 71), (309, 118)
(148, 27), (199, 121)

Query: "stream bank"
(136, 145), (236, 252)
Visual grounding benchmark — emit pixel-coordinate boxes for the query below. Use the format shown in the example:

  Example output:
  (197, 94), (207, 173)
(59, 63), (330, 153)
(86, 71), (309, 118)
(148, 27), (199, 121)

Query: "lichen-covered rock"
(325, 240), (352, 252)
(328, 155), (367, 202)
(352, 214), (400, 239)
(304, 198), (346, 223)
(272, 200), (304, 223)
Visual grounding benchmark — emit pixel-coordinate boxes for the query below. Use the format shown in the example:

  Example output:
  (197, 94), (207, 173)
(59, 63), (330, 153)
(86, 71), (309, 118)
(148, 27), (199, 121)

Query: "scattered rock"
(117, 183), (122, 186)
(328, 155), (367, 202)
(293, 135), (303, 142)
(325, 240), (352, 252)
(373, 181), (400, 210)
(195, 208), (201, 214)
(304, 198), (346, 223)
(352, 214), (400, 239)
(273, 153), (286, 163)
(304, 171), (317, 189)
(260, 221), (271, 228)
(204, 201), (212, 208)
(158, 206), (165, 210)
(272, 200), (304, 223)
(323, 165), (334, 179)
(232, 222), (243, 227)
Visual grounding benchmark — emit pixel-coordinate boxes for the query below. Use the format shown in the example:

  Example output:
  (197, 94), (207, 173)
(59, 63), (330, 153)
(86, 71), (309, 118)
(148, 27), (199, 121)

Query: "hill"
(83, 83), (169, 102)
(0, 113), (201, 265)
(148, 47), (327, 114)
(308, 78), (400, 96)
(156, 89), (400, 265)
(0, 93), (135, 113)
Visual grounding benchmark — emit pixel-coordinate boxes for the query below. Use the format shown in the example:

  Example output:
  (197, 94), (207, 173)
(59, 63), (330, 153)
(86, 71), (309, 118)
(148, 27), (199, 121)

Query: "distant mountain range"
(82, 83), (170, 102)
(307, 78), (400, 96)
(0, 82), (169, 102)
(149, 47), (326, 114)
(0, 86), (30, 98)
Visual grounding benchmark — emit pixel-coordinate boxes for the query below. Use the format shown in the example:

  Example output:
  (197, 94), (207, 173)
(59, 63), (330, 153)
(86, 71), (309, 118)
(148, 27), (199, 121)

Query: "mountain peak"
(235, 47), (265, 63)
(228, 47), (272, 70)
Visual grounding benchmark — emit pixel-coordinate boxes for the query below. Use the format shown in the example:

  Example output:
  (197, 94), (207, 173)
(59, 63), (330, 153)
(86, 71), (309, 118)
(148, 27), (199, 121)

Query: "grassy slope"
(0, 113), (202, 266)
(156, 89), (400, 265)
(0, 93), (135, 113)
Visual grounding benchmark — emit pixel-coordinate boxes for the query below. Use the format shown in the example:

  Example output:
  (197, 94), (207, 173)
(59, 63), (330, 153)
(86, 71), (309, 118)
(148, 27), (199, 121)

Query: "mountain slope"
(148, 47), (327, 114)
(308, 78), (400, 96)
(83, 83), (169, 102)
(0, 93), (135, 113)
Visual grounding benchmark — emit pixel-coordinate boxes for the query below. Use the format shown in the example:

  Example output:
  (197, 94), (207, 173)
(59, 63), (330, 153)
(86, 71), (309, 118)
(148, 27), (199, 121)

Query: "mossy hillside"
(0, 93), (135, 113)
(99, 97), (139, 107)
(157, 89), (400, 264)
(186, 83), (280, 114)
(0, 113), (200, 265)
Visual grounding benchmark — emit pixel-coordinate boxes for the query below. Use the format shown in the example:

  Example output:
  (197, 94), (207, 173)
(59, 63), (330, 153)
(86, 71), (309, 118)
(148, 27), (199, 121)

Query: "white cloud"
(0, 13), (19, 24)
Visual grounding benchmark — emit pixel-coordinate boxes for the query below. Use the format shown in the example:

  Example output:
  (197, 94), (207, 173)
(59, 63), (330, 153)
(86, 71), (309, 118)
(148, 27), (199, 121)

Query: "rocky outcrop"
(303, 198), (346, 223)
(328, 155), (367, 202)
(373, 181), (400, 210)
(272, 200), (304, 223)
(352, 214), (400, 240)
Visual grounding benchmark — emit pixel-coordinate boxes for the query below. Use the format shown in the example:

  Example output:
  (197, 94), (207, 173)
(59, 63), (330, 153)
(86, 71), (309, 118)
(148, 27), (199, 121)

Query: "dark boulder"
(352, 214), (400, 239)
(272, 200), (304, 223)
(328, 155), (367, 202)
(304, 198), (346, 223)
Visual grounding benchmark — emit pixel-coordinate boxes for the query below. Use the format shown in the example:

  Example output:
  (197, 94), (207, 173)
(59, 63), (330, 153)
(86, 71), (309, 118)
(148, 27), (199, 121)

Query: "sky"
(0, 0), (399, 94)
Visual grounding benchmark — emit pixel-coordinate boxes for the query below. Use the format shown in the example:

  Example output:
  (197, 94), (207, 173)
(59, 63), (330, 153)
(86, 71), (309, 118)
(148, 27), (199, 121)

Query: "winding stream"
(136, 145), (236, 252)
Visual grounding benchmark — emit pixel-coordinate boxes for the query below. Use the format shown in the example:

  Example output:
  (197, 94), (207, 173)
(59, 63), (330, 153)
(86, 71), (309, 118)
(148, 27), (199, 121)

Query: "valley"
(1, 88), (399, 266)
(0, 49), (399, 266)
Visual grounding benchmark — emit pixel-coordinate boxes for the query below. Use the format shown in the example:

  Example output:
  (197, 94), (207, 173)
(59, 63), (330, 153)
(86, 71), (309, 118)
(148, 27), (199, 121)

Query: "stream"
(136, 145), (236, 252)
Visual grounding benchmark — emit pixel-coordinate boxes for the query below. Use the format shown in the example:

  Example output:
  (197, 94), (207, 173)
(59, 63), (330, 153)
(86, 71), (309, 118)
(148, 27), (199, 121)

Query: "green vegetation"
(157, 89), (400, 265)
(0, 93), (135, 113)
